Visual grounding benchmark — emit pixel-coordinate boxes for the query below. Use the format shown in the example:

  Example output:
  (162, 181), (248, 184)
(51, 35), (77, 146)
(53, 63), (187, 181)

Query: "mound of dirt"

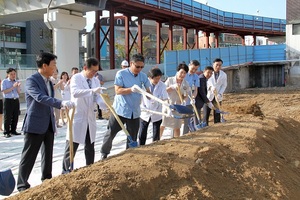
(7, 87), (300, 200)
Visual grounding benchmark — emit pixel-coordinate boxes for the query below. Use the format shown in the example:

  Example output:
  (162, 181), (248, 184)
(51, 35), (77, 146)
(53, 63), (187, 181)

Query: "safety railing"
(132, 0), (286, 32)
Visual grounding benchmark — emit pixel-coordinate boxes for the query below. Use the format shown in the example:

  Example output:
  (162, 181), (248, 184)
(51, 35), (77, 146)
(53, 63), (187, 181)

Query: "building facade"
(286, 0), (300, 84)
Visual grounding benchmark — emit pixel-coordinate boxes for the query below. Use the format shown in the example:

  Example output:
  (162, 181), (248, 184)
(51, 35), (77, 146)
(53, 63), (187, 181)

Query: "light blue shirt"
(1, 78), (20, 99)
(113, 68), (150, 119)
(184, 72), (200, 104)
(185, 72), (200, 89)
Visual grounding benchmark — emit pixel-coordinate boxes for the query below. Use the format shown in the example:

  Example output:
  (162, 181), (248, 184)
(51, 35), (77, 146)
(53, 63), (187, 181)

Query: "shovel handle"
(100, 93), (131, 138)
(133, 85), (171, 108)
(175, 84), (184, 104)
(213, 90), (222, 110)
(65, 107), (75, 171)
(188, 95), (201, 121)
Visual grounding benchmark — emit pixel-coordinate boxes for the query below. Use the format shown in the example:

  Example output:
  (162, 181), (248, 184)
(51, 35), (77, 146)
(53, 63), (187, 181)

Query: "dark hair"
(213, 58), (223, 64)
(84, 57), (99, 69)
(60, 71), (69, 81)
(6, 68), (16, 74)
(204, 66), (214, 71)
(176, 62), (189, 73)
(189, 60), (200, 66)
(36, 52), (57, 68)
(71, 67), (78, 71)
(131, 53), (145, 63)
(148, 67), (163, 78)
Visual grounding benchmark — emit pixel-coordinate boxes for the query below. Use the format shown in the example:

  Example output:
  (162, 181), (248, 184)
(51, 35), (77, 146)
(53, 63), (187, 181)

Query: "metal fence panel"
(164, 45), (285, 77)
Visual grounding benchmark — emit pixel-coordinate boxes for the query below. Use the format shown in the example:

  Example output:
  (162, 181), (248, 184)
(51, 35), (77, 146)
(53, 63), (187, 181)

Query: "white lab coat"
(67, 72), (105, 144)
(140, 80), (168, 122)
(207, 70), (227, 101)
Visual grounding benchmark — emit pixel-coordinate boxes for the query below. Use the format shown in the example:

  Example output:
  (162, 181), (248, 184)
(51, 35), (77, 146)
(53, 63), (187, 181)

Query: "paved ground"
(0, 104), (173, 199)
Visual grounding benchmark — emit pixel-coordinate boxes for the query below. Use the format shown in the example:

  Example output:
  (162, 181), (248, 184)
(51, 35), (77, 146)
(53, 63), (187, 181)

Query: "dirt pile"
(7, 87), (300, 200)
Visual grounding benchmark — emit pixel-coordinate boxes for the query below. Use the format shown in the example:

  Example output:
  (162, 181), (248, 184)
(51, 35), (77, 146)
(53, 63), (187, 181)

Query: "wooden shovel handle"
(100, 93), (131, 137)
(65, 107), (75, 170)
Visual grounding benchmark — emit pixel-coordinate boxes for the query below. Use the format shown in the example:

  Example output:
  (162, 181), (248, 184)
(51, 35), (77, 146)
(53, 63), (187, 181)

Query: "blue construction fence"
(136, 0), (286, 32)
(163, 44), (286, 76)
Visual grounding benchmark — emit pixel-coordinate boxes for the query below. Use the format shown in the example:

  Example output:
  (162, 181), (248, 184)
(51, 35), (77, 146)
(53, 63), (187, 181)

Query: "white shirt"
(140, 80), (168, 122)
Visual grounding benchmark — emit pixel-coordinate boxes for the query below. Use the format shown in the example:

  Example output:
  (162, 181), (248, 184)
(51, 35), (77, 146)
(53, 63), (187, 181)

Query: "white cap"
(121, 60), (129, 66)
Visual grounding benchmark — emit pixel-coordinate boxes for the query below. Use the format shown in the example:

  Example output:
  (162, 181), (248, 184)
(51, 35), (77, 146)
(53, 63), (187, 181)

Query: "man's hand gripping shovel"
(131, 85), (194, 118)
(213, 90), (229, 122)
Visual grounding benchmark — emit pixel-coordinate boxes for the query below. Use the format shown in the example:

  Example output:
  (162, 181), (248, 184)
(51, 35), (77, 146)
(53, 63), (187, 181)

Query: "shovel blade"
(127, 135), (138, 148)
(215, 109), (229, 114)
(171, 104), (194, 114)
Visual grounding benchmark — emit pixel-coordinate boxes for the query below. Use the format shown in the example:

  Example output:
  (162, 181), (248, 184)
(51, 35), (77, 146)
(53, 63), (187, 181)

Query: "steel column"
(156, 22), (161, 64)
(253, 35), (257, 46)
(194, 29), (199, 49)
(138, 17), (143, 54)
(214, 32), (219, 48)
(183, 27), (187, 50)
(125, 15), (130, 62)
(168, 21), (173, 50)
(109, 6), (115, 69)
(204, 32), (210, 48)
(95, 10), (101, 61)
(241, 35), (245, 46)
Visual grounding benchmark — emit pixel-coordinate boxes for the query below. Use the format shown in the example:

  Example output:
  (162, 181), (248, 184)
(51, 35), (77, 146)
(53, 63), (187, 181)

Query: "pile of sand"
(7, 87), (300, 200)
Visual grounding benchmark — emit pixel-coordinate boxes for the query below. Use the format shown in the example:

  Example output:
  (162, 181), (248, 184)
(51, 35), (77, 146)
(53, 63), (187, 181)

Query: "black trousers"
(3, 98), (19, 134)
(203, 98), (221, 126)
(62, 127), (94, 173)
(97, 105), (102, 118)
(138, 118), (162, 145)
(101, 114), (139, 155)
(17, 129), (54, 191)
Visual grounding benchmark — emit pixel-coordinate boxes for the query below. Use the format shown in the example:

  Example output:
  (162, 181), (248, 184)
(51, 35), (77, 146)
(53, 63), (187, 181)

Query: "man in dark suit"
(195, 66), (214, 125)
(17, 52), (74, 192)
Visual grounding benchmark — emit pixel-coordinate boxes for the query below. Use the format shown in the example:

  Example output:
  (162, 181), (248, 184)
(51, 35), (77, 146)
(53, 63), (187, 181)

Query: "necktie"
(151, 84), (155, 92)
(215, 72), (219, 80)
(87, 79), (92, 88)
(46, 79), (51, 96)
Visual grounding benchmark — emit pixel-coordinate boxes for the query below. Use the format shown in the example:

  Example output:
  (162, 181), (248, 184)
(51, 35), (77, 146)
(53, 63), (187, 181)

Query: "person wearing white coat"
(203, 58), (227, 125)
(61, 58), (106, 174)
(138, 68), (168, 145)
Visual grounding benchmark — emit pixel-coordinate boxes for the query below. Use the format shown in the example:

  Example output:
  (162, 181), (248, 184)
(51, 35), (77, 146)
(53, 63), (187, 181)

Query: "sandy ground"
(6, 86), (300, 200)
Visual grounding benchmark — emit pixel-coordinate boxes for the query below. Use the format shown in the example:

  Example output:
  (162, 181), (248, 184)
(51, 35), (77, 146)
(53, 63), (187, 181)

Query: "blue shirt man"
(101, 53), (150, 159)
(1, 68), (21, 137)
(113, 68), (150, 119)
(183, 60), (200, 134)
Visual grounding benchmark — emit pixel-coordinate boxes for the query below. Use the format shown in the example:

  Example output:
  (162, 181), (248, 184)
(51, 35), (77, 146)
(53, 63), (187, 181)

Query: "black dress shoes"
(4, 133), (11, 138)
(100, 154), (107, 160)
(11, 131), (21, 135)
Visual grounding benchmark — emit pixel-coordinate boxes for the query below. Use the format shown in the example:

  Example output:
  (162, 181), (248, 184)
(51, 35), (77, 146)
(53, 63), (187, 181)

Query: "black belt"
(5, 98), (19, 100)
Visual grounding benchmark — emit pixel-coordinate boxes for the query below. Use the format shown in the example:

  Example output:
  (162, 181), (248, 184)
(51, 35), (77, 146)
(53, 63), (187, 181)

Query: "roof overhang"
(0, 0), (107, 24)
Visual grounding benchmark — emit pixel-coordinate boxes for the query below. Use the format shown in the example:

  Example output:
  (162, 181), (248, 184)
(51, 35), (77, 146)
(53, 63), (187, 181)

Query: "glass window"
(292, 24), (300, 35)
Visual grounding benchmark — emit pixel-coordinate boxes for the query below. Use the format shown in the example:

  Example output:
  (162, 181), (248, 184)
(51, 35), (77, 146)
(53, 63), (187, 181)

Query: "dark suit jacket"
(22, 72), (62, 134)
(195, 74), (210, 109)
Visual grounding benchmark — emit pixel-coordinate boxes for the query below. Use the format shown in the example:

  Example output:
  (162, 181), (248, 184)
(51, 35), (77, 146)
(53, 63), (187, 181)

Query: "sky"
(84, 0), (286, 31)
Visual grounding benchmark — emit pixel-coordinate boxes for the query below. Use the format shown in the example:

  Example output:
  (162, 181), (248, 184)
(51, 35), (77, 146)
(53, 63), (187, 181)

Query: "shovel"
(132, 85), (193, 115)
(141, 108), (192, 119)
(65, 107), (75, 171)
(213, 90), (228, 122)
(188, 95), (206, 130)
(175, 84), (184, 104)
(100, 93), (138, 148)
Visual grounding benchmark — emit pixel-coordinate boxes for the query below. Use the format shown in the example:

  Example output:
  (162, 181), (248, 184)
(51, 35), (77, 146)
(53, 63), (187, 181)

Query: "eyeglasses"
(133, 63), (144, 69)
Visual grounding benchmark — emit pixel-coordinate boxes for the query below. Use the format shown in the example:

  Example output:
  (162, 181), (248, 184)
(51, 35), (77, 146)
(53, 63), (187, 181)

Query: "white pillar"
(44, 9), (86, 73)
